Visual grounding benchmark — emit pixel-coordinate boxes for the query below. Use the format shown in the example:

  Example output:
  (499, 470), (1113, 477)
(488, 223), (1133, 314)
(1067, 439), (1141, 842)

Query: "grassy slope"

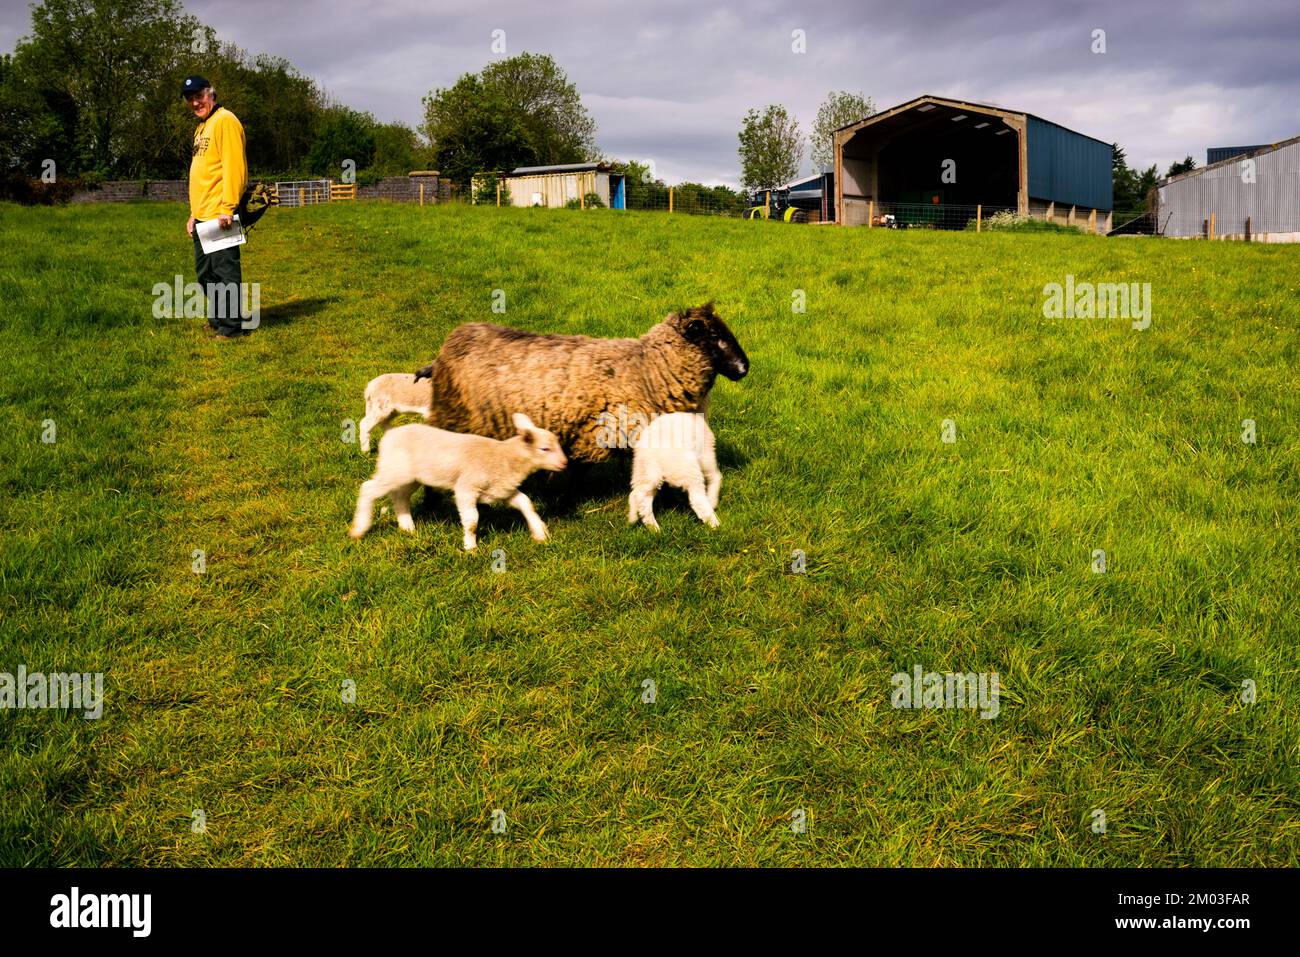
(0, 200), (1297, 866)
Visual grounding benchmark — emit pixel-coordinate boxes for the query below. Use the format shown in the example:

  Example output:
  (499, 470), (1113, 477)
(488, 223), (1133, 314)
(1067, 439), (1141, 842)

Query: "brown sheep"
(413, 303), (749, 463)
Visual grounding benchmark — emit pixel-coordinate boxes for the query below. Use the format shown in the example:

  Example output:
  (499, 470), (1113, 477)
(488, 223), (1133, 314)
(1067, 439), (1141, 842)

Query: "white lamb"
(628, 412), (721, 531)
(350, 413), (567, 550)
(359, 372), (432, 452)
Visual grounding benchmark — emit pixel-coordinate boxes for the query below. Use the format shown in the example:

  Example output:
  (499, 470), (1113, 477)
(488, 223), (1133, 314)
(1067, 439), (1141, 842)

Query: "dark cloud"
(4, 0), (1298, 183)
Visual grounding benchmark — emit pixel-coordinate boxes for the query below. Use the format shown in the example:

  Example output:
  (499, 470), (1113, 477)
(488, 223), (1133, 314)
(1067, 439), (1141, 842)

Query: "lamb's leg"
(687, 479), (721, 528)
(637, 483), (661, 532)
(701, 448), (722, 509)
(454, 485), (481, 551)
(509, 491), (549, 542)
(359, 405), (389, 453)
(390, 482), (419, 533)
(350, 478), (392, 538)
(627, 488), (641, 525)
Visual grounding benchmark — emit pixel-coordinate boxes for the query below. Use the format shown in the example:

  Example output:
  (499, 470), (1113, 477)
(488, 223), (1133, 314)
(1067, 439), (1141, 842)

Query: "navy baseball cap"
(181, 75), (211, 97)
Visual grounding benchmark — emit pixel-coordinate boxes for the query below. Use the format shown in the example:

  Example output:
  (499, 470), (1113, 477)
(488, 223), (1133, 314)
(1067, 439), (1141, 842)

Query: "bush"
(0, 169), (90, 205)
(564, 192), (604, 209)
(967, 210), (1082, 233)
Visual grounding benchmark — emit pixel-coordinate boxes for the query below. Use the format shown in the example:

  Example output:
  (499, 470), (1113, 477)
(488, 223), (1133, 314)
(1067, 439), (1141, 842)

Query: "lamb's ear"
(512, 413), (536, 434)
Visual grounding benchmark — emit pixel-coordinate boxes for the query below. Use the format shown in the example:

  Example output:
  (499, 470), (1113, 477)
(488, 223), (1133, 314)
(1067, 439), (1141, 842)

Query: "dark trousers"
(192, 225), (249, 336)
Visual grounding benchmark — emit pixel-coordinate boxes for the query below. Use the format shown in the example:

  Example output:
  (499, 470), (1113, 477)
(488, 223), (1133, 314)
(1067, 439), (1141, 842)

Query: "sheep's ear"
(512, 412), (535, 434)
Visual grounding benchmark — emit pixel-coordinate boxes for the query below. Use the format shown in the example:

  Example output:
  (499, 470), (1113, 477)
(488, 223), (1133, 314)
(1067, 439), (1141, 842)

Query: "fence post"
(977, 204), (982, 232)
(1210, 211), (1215, 240)
(419, 183), (425, 207)
(1245, 216), (1251, 242)
(669, 188), (673, 213)
(497, 183), (501, 207)
(868, 200), (874, 228)
(299, 188), (304, 206)
(765, 190), (770, 218)
(580, 191), (585, 210)
(1089, 208), (1096, 233)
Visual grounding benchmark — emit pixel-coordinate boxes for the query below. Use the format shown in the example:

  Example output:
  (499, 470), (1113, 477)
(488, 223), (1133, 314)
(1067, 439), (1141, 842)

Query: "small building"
(501, 163), (626, 209)
(833, 94), (1112, 229)
(1155, 136), (1300, 241)
(786, 169), (835, 222)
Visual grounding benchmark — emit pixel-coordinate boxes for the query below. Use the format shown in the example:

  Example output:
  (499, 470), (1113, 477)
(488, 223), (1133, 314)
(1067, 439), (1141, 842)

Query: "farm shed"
(786, 169), (835, 222)
(833, 94), (1112, 229)
(1154, 136), (1300, 241)
(502, 163), (626, 209)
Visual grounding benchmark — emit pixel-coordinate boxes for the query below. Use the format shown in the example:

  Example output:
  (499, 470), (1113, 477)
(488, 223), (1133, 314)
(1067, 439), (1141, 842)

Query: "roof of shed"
(508, 163), (612, 175)
(1159, 133), (1300, 186)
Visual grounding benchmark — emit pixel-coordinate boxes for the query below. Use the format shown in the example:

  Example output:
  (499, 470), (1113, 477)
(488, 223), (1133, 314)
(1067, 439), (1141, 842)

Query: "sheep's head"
(672, 303), (749, 381)
(512, 413), (568, 472)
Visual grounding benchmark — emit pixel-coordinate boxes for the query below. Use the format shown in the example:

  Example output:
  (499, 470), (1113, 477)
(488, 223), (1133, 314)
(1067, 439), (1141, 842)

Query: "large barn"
(1154, 136), (1300, 242)
(834, 94), (1112, 230)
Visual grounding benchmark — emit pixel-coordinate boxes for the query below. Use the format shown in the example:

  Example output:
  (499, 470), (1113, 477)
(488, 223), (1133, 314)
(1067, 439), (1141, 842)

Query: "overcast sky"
(3, 0), (1298, 186)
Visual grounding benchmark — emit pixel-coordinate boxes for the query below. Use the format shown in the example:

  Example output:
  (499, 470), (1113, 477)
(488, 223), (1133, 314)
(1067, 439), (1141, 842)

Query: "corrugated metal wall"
(1157, 141), (1300, 237)
(1027, 117), (1113, 210)
(504, 171), (610, 208)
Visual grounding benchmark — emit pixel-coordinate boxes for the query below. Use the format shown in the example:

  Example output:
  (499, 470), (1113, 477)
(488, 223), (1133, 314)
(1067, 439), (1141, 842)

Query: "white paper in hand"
(196, 215), (246, 254)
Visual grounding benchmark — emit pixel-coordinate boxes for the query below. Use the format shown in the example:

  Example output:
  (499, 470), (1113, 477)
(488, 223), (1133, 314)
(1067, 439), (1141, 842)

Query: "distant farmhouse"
(1154, 137), (1300, 242)
(833, 94), (1113, 230)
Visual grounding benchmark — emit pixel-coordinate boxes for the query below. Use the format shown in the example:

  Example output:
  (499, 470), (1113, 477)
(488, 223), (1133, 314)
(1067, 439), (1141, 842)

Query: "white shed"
(499, 163), (627, 209)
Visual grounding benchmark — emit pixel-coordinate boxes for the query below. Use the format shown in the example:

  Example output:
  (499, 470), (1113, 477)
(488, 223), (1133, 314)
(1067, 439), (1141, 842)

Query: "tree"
(1111, 142), (1159, 214)
(17, 0), (202, 175)
(738, 105), (803, 192)
(208, 49), (325, 177)
(422, 75), (539, 184)
(1166, 155), (1196, 177)
(478, 53), (597, 163)
(421, 53), (597, 184)
(307, 107), (376, 178)
(371, 121), (433, 176)
(810, 91), (873, 171)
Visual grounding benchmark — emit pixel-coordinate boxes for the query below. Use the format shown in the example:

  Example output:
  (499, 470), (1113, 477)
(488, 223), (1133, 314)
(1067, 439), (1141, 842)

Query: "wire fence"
(269, 176), (1133, 235)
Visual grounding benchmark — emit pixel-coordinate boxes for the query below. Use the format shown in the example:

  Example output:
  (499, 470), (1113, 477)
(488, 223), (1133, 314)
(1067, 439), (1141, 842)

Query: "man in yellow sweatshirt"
(183, 75), (251, 340)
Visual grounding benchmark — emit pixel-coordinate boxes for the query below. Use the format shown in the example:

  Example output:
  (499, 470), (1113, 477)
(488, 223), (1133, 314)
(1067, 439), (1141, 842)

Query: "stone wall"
(66, 175), (457, 204)
(71, 180), (188, 203)
(355, 175), (454, 202)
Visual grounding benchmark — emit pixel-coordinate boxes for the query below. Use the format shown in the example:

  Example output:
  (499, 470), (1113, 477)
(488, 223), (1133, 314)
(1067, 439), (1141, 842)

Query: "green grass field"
(1, 200), (1297, 866)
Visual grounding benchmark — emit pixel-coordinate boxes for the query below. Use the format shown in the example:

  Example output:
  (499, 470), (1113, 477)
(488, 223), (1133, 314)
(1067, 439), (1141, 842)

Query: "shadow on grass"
(257, 296), (340, 327)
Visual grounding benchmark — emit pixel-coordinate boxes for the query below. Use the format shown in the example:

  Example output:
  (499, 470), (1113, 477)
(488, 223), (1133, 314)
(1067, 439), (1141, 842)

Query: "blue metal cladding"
(1027, 116), (1113, 210)
(1207, 145), (1269, 165)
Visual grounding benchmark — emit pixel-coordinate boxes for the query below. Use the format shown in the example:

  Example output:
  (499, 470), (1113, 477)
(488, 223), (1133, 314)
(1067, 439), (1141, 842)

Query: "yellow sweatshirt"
(189, 106), (247, 220)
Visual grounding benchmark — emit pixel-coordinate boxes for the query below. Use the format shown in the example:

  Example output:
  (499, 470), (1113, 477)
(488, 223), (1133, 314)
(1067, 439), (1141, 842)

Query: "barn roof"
(835, 94), (1110, 148)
